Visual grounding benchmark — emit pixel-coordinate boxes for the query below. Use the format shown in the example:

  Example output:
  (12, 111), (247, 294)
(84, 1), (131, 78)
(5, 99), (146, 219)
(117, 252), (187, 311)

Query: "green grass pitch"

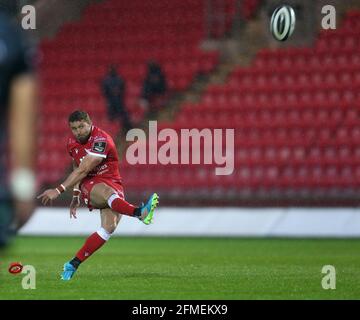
(0, 236), (359, 299)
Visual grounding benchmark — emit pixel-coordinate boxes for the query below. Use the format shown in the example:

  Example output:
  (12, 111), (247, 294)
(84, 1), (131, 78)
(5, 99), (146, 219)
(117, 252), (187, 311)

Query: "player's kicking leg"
(61, 183), (159, 280)
(90, 183), (159, 225)
(61, 208), (121, 281)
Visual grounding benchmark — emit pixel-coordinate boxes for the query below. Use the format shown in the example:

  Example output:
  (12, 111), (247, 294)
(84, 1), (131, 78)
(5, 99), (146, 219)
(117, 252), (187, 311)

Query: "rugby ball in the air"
(270, 5), (296, 41)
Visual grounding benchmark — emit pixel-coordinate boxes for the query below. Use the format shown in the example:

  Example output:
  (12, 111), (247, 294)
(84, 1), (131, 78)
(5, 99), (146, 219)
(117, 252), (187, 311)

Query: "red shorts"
(80, 176), (125, 211)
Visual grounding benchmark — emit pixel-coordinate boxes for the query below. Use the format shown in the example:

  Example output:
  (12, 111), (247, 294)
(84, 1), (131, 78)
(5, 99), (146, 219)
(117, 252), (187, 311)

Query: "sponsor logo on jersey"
(92, 141), (106, 153)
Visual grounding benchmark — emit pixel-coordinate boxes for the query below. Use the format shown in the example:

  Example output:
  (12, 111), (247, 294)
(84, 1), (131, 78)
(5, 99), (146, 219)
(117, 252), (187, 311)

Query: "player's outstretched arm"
(37, 155), (103, 206)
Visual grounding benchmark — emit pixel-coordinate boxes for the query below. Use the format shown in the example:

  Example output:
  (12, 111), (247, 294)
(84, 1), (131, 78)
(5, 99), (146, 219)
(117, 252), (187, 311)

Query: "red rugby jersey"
(66, 126), (122, 181)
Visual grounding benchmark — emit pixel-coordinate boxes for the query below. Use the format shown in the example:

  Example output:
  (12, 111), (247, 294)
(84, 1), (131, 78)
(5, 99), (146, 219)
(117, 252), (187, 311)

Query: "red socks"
(76, 230), (108, 262)
(76, 194), (141, 264)
(73, 195), (141, 266)
(107, 194), (138, 216)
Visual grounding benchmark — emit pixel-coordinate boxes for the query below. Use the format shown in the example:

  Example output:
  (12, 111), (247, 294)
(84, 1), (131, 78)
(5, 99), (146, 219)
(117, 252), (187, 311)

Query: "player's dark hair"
(68, 110), (91, 123)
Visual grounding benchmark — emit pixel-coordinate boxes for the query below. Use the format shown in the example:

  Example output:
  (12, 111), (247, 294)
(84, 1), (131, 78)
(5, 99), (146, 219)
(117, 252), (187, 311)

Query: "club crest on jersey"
(92, 141), (106, 153)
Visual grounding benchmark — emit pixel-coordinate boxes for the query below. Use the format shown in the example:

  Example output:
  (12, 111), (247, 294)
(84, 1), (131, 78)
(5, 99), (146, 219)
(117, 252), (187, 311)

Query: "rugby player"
(37, 110), (159, 280)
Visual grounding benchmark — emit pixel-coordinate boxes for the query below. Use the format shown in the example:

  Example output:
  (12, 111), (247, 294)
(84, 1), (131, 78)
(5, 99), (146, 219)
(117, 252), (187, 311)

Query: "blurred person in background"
(101, 64), (133, 133)
(140, 60), (168, 120)
(0, 9), (38, 248)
